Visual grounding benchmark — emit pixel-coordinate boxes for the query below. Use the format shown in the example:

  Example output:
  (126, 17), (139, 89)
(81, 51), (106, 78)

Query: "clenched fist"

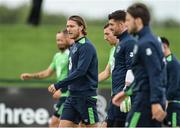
(48, 84), (56, 94)
(20, 73), (32, 80)
(151, 103), (167, 122)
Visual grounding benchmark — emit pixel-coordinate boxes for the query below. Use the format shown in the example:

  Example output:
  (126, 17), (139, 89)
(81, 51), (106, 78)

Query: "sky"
(0, 0), (180, 21)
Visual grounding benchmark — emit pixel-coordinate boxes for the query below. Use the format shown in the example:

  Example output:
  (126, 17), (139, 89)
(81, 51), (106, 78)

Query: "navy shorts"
(165, 102), (180, 127)
(125, 92), (164, 127)
(106, 98), (127, 127)
(53, 97), (67, 118)
(61, 96), (99, 125)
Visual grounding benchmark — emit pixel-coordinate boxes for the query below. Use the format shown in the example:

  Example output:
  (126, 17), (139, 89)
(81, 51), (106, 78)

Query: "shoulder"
(122, 35), (137, 46)
(137, 40), (156, 57)
(139, 34), (157, 48)
(127, 34), (136, 42)
(53, 52), (60, 58)
(78, 38), (96, 51)
(64, 49), (70, 55)
(54, 50), (69, 59)
(167, 55), (180, 67)
(110, 46), (116, 53)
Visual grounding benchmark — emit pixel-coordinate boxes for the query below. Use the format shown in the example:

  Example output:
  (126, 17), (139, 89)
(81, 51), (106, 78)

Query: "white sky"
(0, 0), (180, 21)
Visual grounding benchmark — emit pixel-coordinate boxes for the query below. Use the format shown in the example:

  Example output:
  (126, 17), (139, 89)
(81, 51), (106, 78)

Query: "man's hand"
(98, 121), (107, 128)
(48, 84), (56, 94)
(52, 90), (62, 99)
(112, 91), (127, 107)
(20, 73), (32, 80)
(120, 96), (131, 113)
(151, 103), (167, 122)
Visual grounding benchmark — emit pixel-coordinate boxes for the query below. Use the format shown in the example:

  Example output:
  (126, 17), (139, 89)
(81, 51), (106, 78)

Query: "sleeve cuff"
(54, 83), (60, 90)
(123, 86), (133, 96)
(150, 98), (161, 104)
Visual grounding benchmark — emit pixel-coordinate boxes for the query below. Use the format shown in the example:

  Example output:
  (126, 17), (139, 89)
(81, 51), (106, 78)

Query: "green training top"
(108, 46), (115, 95)
(108, 46), (116, 74)
(50, 49), (69, 82)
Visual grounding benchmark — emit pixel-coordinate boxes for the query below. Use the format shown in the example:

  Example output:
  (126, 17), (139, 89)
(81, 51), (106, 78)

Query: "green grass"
(0, 24), (180, 88)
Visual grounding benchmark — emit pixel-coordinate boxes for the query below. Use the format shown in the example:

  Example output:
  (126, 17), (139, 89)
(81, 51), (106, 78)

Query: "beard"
(59, 47), (66, 52)
(129, 28), (137, 35)
(127, 25), (136, 35)
(130, 21), (138, 34)
(73, 33), (80, 41)
(58, 45), (68, 52)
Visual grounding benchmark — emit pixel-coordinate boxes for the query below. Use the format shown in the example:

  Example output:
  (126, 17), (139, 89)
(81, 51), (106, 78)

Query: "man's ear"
(80, 25), (83, 31)
(135, 17), (143, 26)
(162, 43), (168, 51)
(164, 43), (169, 49)
(118, 21), (123, 27)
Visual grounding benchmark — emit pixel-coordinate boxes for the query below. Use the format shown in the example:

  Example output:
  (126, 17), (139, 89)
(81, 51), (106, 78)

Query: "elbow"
(104, 70), (110, 79)
(77, 69), (86, 76)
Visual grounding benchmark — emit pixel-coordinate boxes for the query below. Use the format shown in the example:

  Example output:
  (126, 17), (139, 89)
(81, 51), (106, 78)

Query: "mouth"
(68, 32), (73, 35)
(68, 33), (74, 39)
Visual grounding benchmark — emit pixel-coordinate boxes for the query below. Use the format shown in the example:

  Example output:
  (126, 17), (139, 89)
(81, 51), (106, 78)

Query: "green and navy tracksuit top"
(166, 54), (180, 102)
(54, 37), (98, 97)
(112, 30), (136, 95)
(131, 26), (166, 104)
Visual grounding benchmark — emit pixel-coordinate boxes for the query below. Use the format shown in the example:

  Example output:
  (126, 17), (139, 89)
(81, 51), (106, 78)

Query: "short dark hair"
(104, 23), (109, 29)
(161, 37), (170, 47)
(127, 3), (150, 26)
(108, 10), (126, 22)
(68, 15), (87, 35)
(57, 29), (68, 35)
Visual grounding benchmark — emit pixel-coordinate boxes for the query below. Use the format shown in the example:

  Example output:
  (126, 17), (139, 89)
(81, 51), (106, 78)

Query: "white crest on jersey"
(146, 48), (152, 56)
(69, 57), (72, 70)
(133, 44), (138, 54)
(116, 45), (121, 53)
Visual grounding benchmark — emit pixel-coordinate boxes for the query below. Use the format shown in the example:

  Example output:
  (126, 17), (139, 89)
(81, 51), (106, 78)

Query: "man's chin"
(58, 48), (66, 52)
(68, 34), (74, 39)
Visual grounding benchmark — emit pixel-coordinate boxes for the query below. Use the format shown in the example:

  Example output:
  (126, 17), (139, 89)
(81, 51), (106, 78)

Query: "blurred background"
(0, 0), (180, 127)
(0, 0), (180, 86)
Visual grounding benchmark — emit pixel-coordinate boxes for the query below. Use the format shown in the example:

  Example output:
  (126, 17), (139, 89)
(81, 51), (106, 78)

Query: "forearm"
(31, 72), (48, 79)
(54, 69), (86, 89)
(98, 71), (110, 82)
(31, 69), (53, 79)
(99, 64), (111, 82)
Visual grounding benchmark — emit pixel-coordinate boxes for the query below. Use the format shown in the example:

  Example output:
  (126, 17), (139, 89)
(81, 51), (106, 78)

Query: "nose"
(66, 26), (70, 32)
(57, 43), (62, 47)
(109, 26), (113, 30)
(125, 21), (128, 27)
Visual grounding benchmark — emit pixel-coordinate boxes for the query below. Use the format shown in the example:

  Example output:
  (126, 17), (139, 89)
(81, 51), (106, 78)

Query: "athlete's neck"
(165, 49), (171, 57)
(75, 35), (85, 42)
(120, 27), (128, 34)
